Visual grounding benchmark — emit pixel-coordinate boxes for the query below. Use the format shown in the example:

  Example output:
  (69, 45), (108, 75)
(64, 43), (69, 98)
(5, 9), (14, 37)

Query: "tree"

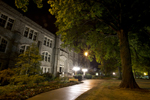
(15, 43), (42, 75)
(15, 0), (150, 88)
(129, 31), (150, 78)
(47, 0), (150, 88)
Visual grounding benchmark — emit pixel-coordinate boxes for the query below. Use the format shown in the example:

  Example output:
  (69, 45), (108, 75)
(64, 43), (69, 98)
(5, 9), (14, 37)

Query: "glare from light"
(82, 68), (88, 72)
(113, 72), (115, 75)
(84, 51), (88, 56)
(73, 67), (80, 71)
(144, 72), (147, 75)
(96, 73), (98, 76)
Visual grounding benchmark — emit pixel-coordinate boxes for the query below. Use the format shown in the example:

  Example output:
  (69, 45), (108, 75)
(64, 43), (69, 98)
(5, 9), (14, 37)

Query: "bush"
(10, 75), (30, 85)
(85, 74), (92, 79)
(42, 72), (54, 81)
(74, 74), (82, 81)
(10, 75), (45, 85)
(0, 69), (15, 86)
(30, 75), (45, 84)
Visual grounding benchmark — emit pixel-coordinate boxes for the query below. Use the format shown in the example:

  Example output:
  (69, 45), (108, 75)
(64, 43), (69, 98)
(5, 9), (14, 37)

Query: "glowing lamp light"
(113, 72), (116, 75)
(73, 67), (80, 71)
(84, 52), (88, 56)
(96, 73), (98, 76)
(144, 72), (147, 75)
(82, 68), (88, 72)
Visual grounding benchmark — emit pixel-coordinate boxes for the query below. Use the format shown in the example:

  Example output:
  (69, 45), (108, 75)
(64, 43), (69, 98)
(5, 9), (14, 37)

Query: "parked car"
(142, 75), (149, 79)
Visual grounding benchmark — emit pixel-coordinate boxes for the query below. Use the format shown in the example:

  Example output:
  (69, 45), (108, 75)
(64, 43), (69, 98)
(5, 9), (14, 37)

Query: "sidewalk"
(27, 79), (104, 100)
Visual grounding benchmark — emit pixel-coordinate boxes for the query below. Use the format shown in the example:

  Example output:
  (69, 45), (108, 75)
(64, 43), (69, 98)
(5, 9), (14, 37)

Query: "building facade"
(0, 1), (90, 76)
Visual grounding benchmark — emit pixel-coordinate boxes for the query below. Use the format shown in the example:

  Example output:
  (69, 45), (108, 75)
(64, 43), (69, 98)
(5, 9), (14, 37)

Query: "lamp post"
(84, 51), (88, 68)
(82, 68), (88, 76)
(73, 66), (80, 75)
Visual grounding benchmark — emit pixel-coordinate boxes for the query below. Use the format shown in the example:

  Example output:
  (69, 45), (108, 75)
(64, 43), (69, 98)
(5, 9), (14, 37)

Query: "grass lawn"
(76, 79), (150, 100)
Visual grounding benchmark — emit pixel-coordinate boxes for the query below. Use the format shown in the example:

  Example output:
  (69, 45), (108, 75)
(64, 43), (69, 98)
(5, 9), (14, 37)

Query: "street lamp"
(113, 72), (116, 75)
(84, 51), (88, 57)
(82, 68), (88, 75)
(73, 66), (80, 75)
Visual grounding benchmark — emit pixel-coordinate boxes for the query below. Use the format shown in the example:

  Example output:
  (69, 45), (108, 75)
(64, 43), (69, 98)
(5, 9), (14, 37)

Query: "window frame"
(0, 12), (15, 30)
(43, 36), (52, 48)
(23, 26), (38, 41)
(19, 45), (30, 54)
(41, 51), (51, 62)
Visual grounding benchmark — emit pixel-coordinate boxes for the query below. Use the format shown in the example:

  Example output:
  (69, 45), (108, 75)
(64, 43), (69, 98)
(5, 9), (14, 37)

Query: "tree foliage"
(15, 0), (43, 12)
(15, 43), (42, 75)
(47, 0), (150, 88)
(15, 0), (150, 88)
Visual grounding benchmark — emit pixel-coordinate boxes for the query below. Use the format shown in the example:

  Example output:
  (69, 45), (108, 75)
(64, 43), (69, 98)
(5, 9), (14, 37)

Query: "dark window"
(6, 18), (14, 30)
(0, 14), (7, 27)
(19, 46), (25, 53)
(45, 68), (46, 73)
(0, 38), (7, 52)
(29, 30), (33, 39)
(48, 55), (50, 62)
(47, 39), (49, 46)
(44, 37), (47, 45)
(33, 32), (37, 41)
(50, 40), (52, 48)
(59, 67), (62, 73)
(24, 27), (29, 37)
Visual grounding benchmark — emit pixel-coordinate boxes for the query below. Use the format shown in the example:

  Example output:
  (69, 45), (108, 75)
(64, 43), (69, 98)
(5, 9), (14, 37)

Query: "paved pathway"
(27, 79), (103, 100)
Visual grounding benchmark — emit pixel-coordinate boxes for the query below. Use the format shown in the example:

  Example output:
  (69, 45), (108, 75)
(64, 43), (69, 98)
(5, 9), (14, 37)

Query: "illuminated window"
(42, 51), (51, 62)
(0, 36), (7, 52)
(0, 13), (14, 30)
(43, 36), (52, 48)
(23, 26), (37, 41)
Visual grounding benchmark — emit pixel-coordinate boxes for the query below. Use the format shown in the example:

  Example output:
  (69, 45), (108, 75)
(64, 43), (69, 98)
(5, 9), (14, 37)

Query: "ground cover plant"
(0, 78), (81, 100)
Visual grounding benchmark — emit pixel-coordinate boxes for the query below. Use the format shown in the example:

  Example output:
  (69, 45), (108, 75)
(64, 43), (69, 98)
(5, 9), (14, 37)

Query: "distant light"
(144, 72), (147, 75)
(84, 51), (88, 56)
(113, 72), (115, 75)
(96, 73), (98, 76)
(82, 68), (88, 72)
(73, 67), (80, 71)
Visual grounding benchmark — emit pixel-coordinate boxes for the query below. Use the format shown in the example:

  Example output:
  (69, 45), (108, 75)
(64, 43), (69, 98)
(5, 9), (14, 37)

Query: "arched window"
(42, 51), (51, 62)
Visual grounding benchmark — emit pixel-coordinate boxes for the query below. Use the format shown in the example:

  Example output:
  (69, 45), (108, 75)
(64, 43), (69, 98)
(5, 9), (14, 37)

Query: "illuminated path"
(27, 79), (103, 100)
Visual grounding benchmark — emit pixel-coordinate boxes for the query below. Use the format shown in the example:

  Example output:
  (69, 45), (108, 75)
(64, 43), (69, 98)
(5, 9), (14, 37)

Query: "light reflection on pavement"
(27, 79), (103, 100)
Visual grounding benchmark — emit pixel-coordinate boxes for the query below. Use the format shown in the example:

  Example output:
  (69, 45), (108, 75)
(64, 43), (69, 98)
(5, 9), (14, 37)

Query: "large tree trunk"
(118, 29), (139, 89)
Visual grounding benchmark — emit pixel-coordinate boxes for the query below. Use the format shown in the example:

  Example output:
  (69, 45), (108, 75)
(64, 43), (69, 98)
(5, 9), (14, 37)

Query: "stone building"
(0, 1), (90, 76)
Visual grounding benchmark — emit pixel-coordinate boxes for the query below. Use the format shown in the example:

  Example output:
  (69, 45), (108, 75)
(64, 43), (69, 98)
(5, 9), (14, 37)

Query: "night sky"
(3, 0), (99, 69)
(3, 0), (57, 33)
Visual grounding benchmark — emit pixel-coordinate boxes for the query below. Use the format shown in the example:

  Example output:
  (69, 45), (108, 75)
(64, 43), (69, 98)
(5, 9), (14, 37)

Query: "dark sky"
(3, 0), (57, 34)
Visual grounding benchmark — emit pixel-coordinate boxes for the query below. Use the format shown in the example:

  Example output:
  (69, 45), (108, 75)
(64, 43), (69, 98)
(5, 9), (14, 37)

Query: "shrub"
(0, 69), (15, 86)
(74, 74), (82, 81)
(85, 74), (92, 79)
(10, 75), (30, 85)
(30, 75), (45, 84)
(42, 72), (54, 81)
(10, 75), (45, 85)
